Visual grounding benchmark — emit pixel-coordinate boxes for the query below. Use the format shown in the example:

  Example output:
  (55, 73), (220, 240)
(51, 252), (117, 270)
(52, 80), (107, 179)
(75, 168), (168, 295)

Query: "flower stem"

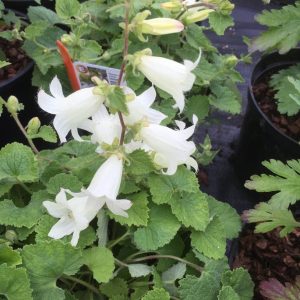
(115, 258), (129, 267)
(11, 113), (39, 154)
(128, 255), (202, 273)
(62, 275), (100, 295)
(108, 230), (130, 249)
(117, 0), (131, 145)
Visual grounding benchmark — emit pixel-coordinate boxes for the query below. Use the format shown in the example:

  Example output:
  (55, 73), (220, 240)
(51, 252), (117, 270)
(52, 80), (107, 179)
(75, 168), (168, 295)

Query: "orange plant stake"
(56, 40), (81, 92)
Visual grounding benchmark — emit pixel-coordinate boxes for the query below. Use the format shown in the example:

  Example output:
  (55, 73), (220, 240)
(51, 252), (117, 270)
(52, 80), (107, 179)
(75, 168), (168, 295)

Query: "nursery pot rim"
(248, 48), (300, 148)
(0, 9), (34, 90)
(0, 60), (34, 89)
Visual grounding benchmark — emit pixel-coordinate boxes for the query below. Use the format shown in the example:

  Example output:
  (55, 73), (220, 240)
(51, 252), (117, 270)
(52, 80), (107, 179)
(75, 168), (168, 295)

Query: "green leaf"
(0, 265), (32, 300)
(97, 210), (108, 247)
(147, 166), (199, 204)
(100, 278), (128, 298)
(207, 196), (241, 239)
(156, 236), (185, 272)
(46, 173), (82, 195)
(170, 192), (209, 231)
(0, 244), (22, 266)
(28, 6), (61, 25)
(35, 215), (96, 248)
(209, 83), (241, 114)
(107, 86), (128, 114)
(191, 217), (226, 259)
(162, 262), (186, 295)
(108, 192), (149, 226)
(244, 159), (300, 209)
(30, 125), (58, 143)
(134, 205), (181, 251)
(0, 182), (13, 197)
(0, 190), (48, 228)
(56, 139), (97, 157)
(185, 25), (216, 52)
(185, 95), (210, 122)
(270, 64), (300, 116)
(142, 288), (170, 300)
(221, 268), (254, 300)
(126, 150), (155, 175)
(128, 264), (152, 278)
(0, 60), (10, 68)
(55, 0), (80, 19)
(209, 12), (234, 35)
(83, 247), (114, 283)
(22, 240), (83, 300)
(218, 286), (240, 300)
(243, 202), (300, 237)
(0, 143), (38, 183)
(179, 273), (220, 300)
(250, 3), (300, 54)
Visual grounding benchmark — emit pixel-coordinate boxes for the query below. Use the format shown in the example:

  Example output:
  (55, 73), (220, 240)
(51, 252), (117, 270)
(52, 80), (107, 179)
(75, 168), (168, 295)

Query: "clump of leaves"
(244, 159), (300, 236)
(250, 1), (300, 54)
(260, 276), (300, 300)
(270, 64), (300, 116)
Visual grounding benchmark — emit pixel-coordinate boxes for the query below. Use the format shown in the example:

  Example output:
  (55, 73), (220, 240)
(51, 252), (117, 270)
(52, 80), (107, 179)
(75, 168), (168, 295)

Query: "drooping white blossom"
(136, 50), (201, 112)
(38, 76), (104, 143)
(140, 115), (198, 175)
(86, 155), (132, 217)
(43, 189), (102, 246)
(88, 105), (122, 153)
(123, 86), (167, 126)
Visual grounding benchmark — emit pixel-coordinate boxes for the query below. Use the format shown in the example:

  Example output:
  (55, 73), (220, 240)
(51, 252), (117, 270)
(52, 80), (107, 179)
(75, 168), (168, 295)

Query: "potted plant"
(234, 1), (300, 181)
(16, 0), (244, 124)
(231, 158), (300, 299)
(0, 0), (254, 298)
(0, 3), (40, 146)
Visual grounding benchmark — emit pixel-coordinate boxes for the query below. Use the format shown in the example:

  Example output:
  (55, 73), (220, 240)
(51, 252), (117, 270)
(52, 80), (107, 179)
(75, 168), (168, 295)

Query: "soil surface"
(233, 225), (300, 300)
(252, 72), (300, 142)
(0, 24), (29, 82)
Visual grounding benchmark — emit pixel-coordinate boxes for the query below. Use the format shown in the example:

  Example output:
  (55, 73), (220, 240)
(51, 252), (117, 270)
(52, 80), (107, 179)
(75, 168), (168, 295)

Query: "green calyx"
(127, 48), (152, 76)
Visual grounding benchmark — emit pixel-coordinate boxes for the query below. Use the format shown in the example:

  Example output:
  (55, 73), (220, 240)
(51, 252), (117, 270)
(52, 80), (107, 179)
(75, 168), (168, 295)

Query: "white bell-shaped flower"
(140, 115), (198, 175)
(43, 189), (102, 246)
(136, 49), (201, 112)
(85, 105), (122, 153)
(86, 155), (132, 217)
(38, 76), (104, 143)
(123, 86), (167, 126)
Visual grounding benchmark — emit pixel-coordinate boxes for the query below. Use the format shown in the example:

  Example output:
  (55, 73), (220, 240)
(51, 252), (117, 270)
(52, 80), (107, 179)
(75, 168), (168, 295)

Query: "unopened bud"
(7, 96), (23, 115)
(5, 230), (18, 243)
(161, 1), (183, 13)
(141, 18), (184, 36)
(27, 117), (41, 135)
(183, 9), (214, 25)
(61, 34), (74, 46)
(225, 55), (238, 67)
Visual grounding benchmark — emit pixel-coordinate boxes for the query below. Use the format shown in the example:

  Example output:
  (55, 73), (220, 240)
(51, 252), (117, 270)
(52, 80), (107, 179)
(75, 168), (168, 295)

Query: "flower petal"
(50, 76), (64, 98)
(87, 155), (123, 199)
(43, 201), (68, 218)
(48, 216), (75, 239)
(70, 229), (80, 246)
(106, 199), (132, 217)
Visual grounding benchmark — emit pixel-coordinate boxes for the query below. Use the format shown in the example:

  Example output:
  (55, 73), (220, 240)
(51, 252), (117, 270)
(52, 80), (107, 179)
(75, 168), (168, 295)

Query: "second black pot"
(3, 0), (55, 13)
(233, 49), (300, 182)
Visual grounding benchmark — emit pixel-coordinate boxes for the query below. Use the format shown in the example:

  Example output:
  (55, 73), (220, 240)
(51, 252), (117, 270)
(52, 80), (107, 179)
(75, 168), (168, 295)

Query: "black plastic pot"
(233, 49), (300, 182)
(0, 10), (53, 148)
(3, 0), (55, 13)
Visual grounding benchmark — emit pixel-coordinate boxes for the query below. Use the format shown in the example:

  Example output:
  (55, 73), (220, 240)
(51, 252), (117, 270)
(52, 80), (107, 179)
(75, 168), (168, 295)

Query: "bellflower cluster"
(38, 16), (200, 246)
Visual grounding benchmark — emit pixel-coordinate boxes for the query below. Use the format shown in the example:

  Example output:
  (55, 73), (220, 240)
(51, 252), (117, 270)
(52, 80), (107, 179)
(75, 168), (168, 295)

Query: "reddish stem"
(56, 40), (81, 92)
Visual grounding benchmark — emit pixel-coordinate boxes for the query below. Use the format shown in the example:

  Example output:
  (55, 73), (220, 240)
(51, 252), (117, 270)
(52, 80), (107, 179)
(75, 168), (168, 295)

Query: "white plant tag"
(73, 62), (125, 88)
